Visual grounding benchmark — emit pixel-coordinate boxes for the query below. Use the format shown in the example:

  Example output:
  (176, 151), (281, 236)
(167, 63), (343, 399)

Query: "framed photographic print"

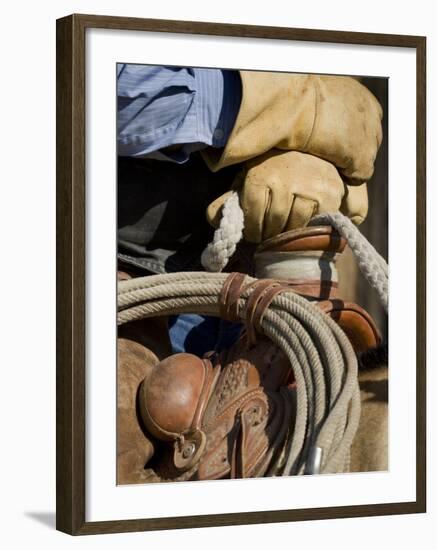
(56, 13), (426, 535)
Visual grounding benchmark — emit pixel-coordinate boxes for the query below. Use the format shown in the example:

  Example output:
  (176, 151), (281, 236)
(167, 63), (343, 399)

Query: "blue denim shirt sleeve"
(117, 64), (241, 163)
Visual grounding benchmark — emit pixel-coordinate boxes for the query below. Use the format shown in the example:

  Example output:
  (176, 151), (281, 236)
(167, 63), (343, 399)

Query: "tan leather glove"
(207, 150), (366, 244)
(202, 71), (383, 184)
(340, 182), (368, 225)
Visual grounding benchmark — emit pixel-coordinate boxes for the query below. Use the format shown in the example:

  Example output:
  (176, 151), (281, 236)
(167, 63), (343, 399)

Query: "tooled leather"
(149, 335), (294, 482)
(202, 359), (257, 425)
(230, 402), (269, 479)
(233, 392), (284, 479)
(151, 385), (295, 483)
(198, 385), (295, 480)
(199, 390), (271, 480)
(194, 341), (294, 480)
(222, 333), (293, 391)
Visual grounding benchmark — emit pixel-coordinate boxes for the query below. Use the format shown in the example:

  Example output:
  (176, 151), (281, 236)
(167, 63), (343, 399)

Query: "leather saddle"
(138, 336), (295, 481)
(130, 226), (383, 481)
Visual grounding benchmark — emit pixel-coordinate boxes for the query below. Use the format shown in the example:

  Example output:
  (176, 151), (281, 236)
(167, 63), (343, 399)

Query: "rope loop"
(118, 272), (361, 475)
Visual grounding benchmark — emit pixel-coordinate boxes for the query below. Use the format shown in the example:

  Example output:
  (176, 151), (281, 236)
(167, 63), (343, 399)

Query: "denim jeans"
(168, 314), (242, 356)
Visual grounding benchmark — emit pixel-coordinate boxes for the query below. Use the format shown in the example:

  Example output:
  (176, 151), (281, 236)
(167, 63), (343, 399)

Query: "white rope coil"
(118, 272), (361, 475)
(310, 212), (389, 311)
(200, 191), (244, 272)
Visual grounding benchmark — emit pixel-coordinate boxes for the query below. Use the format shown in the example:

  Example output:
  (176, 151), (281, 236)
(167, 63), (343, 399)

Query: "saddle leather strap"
(257, 226), (345, 253)
(230, 410), (246, 479)
(220, 273), (286, 325)
(245, 279), (282, 347)
(251, 284), (294, 336)
(220, 272), (381, 355)
(219, 272), (248, 321)
(220, 273), (296, 347)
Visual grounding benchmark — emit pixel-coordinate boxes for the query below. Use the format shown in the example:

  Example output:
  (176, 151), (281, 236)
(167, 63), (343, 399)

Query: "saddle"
(131, 226), (382, 481)
(138, 334), (295, 481)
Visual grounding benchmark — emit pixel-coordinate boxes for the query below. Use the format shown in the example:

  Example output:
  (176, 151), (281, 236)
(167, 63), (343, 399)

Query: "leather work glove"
(202, 72), (383, 184)
(340, 182), (368, 226)
(206, 150), (368, 244)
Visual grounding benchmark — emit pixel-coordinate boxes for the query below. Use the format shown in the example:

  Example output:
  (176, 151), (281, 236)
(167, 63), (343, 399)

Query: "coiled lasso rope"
(201, 193), (389, 312)
(118, 272), (361, 475)
(118, 196), (387, 475)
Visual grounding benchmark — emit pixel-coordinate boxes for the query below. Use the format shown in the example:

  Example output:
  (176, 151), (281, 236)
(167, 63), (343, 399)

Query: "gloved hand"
(207, 150), (367, 243)
(202, 72), (383, 184)
(340, 182), (368, 226)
